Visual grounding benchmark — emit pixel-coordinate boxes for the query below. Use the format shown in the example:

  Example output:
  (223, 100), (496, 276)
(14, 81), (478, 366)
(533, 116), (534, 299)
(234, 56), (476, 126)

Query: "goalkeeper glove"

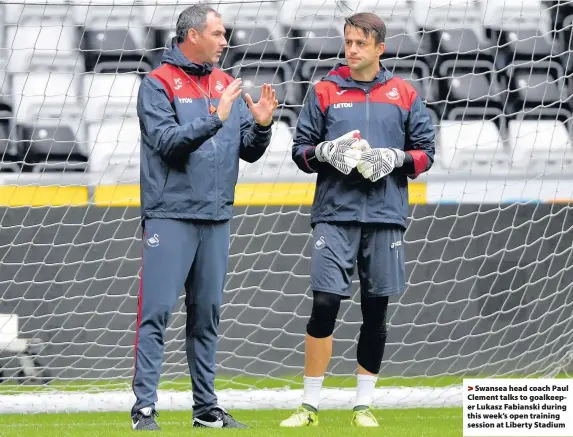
(357, 148), (406, 182)
(315, 130), (364, 175)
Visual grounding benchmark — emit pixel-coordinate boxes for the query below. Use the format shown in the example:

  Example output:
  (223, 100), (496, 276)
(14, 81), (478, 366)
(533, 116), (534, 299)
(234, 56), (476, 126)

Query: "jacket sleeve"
(137, 76), (223, 163)
(238, 97), (273, 163)
(292, 86), (325, 174)
(403, 95), (436, 179)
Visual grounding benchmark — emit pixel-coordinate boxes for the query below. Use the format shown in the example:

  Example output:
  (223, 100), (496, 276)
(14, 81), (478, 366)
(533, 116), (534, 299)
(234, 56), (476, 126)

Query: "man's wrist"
(255, 119), (273, 131)
(255, 119), (273, 128)
(215, 111), (225, 122)
(213, 112), (224, 127)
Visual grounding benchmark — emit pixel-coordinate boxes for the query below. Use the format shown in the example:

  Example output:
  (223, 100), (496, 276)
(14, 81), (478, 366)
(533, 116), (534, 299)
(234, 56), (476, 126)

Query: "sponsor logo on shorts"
(146, 233), (160, 248)
(314, 235), (326, 250)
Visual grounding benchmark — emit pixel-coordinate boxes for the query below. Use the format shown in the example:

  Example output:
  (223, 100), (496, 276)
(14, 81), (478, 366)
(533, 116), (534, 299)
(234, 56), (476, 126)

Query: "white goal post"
(0, 0), (572, 414)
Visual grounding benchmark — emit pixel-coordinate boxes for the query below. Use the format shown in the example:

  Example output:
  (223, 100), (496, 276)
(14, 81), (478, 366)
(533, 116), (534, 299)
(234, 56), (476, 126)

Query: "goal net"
(0, 0), (572, 414)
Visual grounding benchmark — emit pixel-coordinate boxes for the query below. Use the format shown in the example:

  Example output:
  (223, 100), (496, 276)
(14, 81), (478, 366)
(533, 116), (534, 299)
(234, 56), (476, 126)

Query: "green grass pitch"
(1, 374), (567, 436)
(0, 408), (463, 437)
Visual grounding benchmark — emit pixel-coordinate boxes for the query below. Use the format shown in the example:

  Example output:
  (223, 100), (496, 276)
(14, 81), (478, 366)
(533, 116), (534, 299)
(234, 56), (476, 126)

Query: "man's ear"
(187, 28), (199, 44)
(377, 42), (385, 57)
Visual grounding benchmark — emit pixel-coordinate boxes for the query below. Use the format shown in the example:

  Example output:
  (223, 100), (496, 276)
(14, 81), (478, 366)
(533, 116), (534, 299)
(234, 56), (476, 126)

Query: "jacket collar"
(160, 37), (214, 77)
(322, 62), (393, 89)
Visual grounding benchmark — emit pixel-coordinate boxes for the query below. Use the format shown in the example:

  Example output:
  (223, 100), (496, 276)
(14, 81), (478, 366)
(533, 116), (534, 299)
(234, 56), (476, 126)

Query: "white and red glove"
(315, 130), (366, 175)
(357, 146), (405, 182)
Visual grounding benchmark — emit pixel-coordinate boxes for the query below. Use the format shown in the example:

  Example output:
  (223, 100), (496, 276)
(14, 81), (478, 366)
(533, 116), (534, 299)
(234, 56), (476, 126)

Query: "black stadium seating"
(0, 0), (571, 177)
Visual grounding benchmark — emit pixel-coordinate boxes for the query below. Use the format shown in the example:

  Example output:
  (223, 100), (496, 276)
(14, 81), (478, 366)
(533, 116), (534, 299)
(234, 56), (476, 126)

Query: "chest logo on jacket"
(215, 80), (225, 93)
(386, 87), (400, 100)
(174, 77), (183, 90)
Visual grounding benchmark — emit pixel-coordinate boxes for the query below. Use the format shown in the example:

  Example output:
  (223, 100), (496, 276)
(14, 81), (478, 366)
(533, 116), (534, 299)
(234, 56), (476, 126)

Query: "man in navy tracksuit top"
(281, 13), (435, 428)
(131, 4), (277, 430)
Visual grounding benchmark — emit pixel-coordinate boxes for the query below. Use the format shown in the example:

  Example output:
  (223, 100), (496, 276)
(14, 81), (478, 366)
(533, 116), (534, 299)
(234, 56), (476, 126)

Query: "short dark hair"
(344, 12), (386, 45)
(176, 3), (221, 43)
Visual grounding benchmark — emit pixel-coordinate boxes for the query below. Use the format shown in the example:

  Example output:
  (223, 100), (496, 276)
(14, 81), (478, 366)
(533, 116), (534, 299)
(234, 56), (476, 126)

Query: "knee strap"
(306, 291), (342, 338)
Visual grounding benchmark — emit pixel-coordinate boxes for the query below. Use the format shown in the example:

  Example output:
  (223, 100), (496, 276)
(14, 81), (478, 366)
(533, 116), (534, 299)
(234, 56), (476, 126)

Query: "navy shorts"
(310, 222), (406, 298)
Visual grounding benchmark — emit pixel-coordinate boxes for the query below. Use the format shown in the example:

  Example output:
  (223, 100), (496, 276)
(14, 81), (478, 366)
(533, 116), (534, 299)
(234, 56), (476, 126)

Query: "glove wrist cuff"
(315, 142), (328, 162)
(392, 149), (406, 168)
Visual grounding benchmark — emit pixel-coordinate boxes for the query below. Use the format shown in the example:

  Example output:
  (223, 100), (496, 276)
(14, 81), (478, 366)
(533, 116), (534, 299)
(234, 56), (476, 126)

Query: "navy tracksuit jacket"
(132, 39), (272, 418)
(292, 63), (435, 229)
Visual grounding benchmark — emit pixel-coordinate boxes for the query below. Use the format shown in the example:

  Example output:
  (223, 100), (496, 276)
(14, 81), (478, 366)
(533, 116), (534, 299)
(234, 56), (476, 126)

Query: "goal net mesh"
(0, 0), (572, 413)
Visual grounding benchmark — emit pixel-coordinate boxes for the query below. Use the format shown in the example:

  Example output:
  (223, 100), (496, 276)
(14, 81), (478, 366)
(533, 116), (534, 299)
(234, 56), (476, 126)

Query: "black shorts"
(310, 222), (406, 298)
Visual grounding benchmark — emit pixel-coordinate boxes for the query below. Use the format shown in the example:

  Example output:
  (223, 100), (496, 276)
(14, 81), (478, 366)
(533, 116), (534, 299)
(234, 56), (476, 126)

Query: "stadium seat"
(481, 0), (554, 69)
(4, 25), (80, 73)
(384, 27), (432, 60)
(288, 24), (344, 60)
(432, 28), (497, 73)
(0, 110), (19, 172)
(75, 0), (152, 74)
(299, 59), (339, 85)
(231, 61), (301, 108)
(149, 29), (176, 68)
(557, 16), (573, 73)
(439, 119), (509, 175)
(349, 0), (433, 58)
(223, 25), (289, 66)
(216, 2), (288, 65)
(503, 29), (561, 61)
(0, 69), (10, 98)
(442, 71), (503, 115)
(481, 0), (550, 31)
(510, 73), (566, 106)
(504, 69), (567, 116)
(87, 119), (140, 183)
(81, 74), (140, 122)
(79, 28), (153, 74)
(414, 0), (481, 29)
(507, 118), (573, 176)
(548, 0), (573, 31)
(11, 73), (80, 121)
(16, 120), (87, 173)
(280, 1), (346, 59)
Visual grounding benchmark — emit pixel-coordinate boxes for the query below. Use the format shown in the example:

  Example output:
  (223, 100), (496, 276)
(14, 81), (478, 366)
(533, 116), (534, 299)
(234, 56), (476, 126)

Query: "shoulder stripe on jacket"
(149, 67), (174, 102)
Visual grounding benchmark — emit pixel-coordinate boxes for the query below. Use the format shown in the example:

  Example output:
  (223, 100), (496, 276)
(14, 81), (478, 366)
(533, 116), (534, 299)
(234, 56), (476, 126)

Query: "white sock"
(355, 374), (378, 408)
(302, 376), (324, 411)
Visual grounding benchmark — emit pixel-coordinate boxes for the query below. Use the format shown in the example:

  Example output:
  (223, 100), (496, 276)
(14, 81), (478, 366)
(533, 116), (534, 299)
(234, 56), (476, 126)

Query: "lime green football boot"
(351, 406), (379, 427)
(279, 404), (319, 427)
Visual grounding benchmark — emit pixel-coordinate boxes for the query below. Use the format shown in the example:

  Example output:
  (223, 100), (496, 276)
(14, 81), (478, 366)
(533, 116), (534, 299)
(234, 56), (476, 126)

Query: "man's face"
(189, 12), (227, 64)
(344, 26), (384, 72)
